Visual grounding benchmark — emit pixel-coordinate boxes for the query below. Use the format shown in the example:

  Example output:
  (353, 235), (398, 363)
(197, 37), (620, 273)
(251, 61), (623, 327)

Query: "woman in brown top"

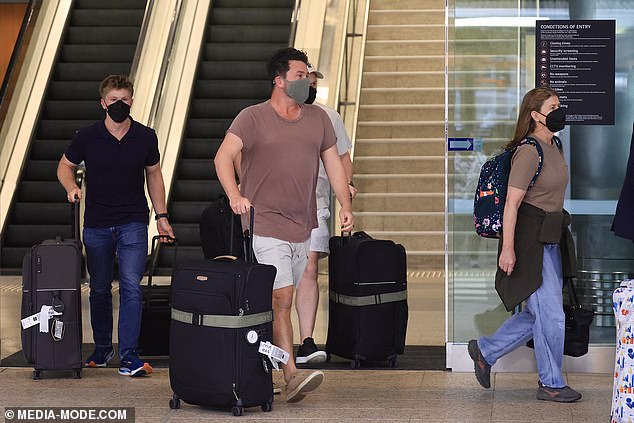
(467, 87), (582, 402)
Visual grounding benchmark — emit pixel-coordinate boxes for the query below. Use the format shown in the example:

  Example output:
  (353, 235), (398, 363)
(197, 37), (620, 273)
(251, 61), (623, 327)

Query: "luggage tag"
(51, 318), (64, 341)
(258, 341), (289, 370)
(21, 305), (62, 332)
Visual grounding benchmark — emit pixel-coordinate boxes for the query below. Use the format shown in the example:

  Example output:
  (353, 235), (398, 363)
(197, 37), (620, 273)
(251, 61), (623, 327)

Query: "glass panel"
(448, 0), (634, 346)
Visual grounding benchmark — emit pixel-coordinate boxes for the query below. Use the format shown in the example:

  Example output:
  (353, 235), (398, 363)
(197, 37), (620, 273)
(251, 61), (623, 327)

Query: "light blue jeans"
(83, 222), (148, 359)
(478, 244), (566, 388)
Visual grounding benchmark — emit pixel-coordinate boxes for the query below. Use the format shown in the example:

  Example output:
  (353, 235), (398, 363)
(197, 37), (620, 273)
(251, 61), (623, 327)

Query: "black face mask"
(538, 107), (565, 132)
(305, 86), (317, 104)
(106, 100), (131, 123)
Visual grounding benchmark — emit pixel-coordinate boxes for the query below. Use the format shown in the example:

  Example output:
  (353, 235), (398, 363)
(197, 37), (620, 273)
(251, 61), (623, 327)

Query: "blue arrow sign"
(448, 137), (474, 151)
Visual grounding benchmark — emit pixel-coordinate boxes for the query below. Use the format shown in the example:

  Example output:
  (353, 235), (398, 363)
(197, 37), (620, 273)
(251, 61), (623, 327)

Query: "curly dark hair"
(265, 47), (308, 84)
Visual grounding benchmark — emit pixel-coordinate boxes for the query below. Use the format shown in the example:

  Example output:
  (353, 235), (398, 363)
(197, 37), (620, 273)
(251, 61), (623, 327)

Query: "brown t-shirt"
(508, 136), (569, 212)
(228, 101), (336, 242)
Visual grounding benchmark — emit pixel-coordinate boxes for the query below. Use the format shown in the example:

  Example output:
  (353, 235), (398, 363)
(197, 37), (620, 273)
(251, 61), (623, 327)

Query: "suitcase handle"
(147, 235), (178, 289)
(244, 206), (255, 263)
(72, 195), (80, 243)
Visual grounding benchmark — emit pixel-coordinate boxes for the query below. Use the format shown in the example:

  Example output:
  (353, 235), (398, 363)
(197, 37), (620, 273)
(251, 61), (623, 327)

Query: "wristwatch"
(155, 213), (169, 220)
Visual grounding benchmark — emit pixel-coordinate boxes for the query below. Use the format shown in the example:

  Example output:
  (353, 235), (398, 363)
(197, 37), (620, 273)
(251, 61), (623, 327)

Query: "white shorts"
(309, 208), (331, 256)
(252, 235), (310, 291)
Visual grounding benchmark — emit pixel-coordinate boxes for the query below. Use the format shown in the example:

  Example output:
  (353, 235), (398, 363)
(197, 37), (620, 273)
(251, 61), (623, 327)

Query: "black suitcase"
(21, 201), (83, 380)
(326, 231), (408, 368)
(138, 235), (177, 356)
(200, 195), (244, 260)
(168, 208), (277, 416)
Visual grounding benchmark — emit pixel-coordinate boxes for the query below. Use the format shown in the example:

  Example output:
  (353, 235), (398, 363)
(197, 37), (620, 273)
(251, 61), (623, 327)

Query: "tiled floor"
(0, 272), (615, 422)
(0, 367), (613, 422)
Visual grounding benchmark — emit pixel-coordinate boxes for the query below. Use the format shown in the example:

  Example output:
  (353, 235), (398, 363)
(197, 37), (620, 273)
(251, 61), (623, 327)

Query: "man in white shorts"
(214, 48), (354, 403)
(295, 64), (357, 364)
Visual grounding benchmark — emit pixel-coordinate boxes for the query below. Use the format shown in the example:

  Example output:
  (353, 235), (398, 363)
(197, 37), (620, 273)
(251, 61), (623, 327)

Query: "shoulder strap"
(519, 137), (544, 189)
(552, 135), (563, 152)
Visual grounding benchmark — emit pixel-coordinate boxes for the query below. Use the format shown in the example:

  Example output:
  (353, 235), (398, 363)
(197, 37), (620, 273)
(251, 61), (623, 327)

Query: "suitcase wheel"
(388, 357), (397, 368)
(232, 405), (244, 416)
(261, 399), (273, 412)
(72, 369), (82, 379)
(351, 359), (361, 369)
(169, 394), (181, 410)
(32, 370), (42, 380)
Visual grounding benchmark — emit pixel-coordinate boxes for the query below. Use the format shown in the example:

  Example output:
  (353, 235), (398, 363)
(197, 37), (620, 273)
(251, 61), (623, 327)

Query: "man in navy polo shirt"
(57, 74), (174, 377)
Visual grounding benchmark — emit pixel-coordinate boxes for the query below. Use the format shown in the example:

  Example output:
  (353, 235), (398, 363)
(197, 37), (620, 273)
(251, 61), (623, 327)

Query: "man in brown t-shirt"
(214, 48), (354, 403)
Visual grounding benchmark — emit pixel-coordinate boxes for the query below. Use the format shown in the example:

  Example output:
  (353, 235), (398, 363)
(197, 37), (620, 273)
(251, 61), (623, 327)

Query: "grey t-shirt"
(228, 101), (336, 242)
(508, 136), (569, 212)
(315, 103), (352, 209)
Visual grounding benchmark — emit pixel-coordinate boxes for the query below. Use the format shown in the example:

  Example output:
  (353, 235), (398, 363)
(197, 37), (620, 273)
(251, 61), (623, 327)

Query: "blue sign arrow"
(448, 137), (474, 151)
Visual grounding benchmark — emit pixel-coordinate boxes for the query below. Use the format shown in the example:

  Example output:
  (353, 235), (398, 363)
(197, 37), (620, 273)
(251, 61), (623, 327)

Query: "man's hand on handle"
(339, 208), (354, 233)
(66, 187), (82, 203)
(229, 195), (252, 215)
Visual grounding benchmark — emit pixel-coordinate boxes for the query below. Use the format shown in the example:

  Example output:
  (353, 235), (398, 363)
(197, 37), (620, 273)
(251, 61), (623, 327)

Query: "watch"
(155, 213), (169, 220)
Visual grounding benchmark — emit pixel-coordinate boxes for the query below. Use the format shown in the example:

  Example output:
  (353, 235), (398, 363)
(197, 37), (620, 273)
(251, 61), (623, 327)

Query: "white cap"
(307, 63), (324, 79)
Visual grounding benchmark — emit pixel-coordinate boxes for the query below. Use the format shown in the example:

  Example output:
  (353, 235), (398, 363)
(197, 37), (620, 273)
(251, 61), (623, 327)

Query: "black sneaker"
(537, 381), (582, 402)
(296, 337), (327, 364)
(468, 339), (491, 389)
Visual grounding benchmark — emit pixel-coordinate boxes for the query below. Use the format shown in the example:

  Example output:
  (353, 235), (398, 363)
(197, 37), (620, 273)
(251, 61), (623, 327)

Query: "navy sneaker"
(85, 346), (115, 368)
(118, 353), (152, 377)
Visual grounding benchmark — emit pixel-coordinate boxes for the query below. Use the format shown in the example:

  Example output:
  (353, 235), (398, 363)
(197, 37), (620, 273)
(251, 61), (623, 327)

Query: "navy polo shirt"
(65, 119), (160, 228)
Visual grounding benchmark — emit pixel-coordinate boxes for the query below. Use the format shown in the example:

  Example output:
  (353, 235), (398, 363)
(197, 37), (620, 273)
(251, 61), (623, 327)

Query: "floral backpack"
(473, 137), (554, 238)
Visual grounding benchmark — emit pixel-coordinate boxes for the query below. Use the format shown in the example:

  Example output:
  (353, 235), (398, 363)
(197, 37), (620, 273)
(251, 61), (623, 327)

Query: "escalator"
(0, 0), (147, 274)
(155, 0), (294, 273)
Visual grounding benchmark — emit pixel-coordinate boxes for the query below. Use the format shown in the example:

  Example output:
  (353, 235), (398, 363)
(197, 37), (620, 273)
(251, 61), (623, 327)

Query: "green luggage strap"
(329, 289), (407, 307)
(171, 308), (273, 329)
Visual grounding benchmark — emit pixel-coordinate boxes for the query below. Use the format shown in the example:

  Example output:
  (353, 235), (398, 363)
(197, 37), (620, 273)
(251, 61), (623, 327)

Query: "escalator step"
(155, 246), (205, 273)
(17, 182), (68, 202)
(207, 25), (290, 43)
(194, 80), (272, 99)
(180, 138), (222, 159)
(189, 99), (261, 119)
(54, 63), (131, 81)
(203, 43), (286, 61)
(170, 224), (200, 246)
(22, 160), (59, 181)
(0, 247), (29, 270)
(75, 0), (147, 9)
(213, 0), (294, 7)
(172, 180), (224, 202)
(37, 120), (94, 139)
(187, 118), (233, 139)
(12, 202), (74, 225)
(198, 61), (268, 80)
(42, 100), (103, 120)
(177, 159), (217, 180)
(71, 10), (144, 26)
(30, 140), (74, 160)
(210, 8), (292, 26)
(60, 44), (136, 63)
(5, 224), (73, 248)
(48, 81), (101, 100)
(66, 27), (140, 45)
(170, 201), (212, 224)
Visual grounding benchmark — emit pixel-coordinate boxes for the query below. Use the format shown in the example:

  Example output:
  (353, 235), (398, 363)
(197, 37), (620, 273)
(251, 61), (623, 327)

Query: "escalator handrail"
(288, 0), (302, 47)
(0, 0), (42, 130)
(129, 0), (156, 82)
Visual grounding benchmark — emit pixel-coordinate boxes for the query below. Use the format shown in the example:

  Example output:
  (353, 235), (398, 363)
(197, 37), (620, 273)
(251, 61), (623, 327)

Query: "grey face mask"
(283, 77), (310, 104)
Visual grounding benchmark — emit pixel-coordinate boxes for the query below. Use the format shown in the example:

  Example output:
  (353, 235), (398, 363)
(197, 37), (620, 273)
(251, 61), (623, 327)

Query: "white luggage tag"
(258, 341), (289, 370)
(21, 305), (62, 332)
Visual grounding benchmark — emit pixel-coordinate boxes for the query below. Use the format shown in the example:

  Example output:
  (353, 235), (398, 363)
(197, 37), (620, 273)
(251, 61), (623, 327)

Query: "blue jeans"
(83, 222), (148, 359)
(478, 244), (566, 388)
